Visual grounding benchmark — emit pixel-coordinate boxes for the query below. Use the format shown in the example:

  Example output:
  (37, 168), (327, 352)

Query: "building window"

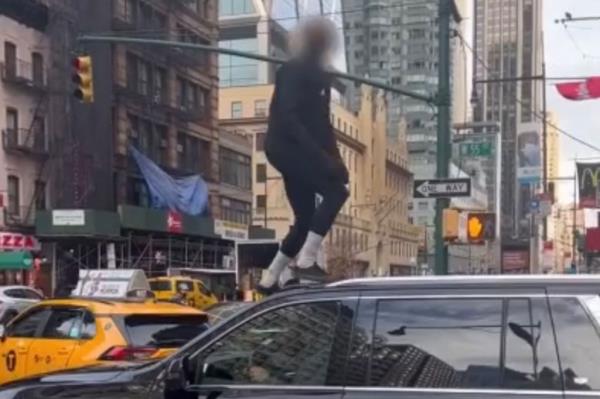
(138, 59), (150, 96)
(219, 0), (255, 16)
(220, 197), (251, 225)
(31, 52), (43, 86)
(34, 180), (46, 210)
(255, 132), (266, 151)
(153, 67), (166, 104)
(254, 100), (267, 117)
(219, 38), (259, 87)
(177, 132), (211, 177)
(256, 194), (266, 209)
(231, 101), (243, 118)
(121, 0), (137, 23)
(220, 147), (251, 190)
(4, 42), (16, 78)
(256, 163), (266, 183)
(5, 108), (18, 146)
(126, 176), (150, 207)
(7, 175), (19, 216)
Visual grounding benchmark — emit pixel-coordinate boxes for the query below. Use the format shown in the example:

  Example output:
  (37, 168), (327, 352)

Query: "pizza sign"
(0, 233), (40, 251)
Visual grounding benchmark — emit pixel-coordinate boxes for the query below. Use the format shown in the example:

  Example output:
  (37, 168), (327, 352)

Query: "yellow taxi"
(0, 298), (208, 385)
(148, 276), (218, 310)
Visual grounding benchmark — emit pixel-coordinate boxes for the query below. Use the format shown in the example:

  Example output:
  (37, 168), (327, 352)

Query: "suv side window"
(504, 298), (560, 389)
(551, 297), (600, 390)
(8, 308), (50, 338)
(370, 298), (503, 388)
(4, 289), (25, 299)
(195, 301), (351, 386)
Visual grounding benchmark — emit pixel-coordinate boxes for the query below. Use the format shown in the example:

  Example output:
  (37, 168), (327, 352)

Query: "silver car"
(0, 285), (43, 323)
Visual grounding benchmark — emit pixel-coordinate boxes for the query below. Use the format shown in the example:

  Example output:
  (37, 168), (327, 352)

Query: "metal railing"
(0, 59), (46, 89)
(4, 206), (36, 227)
(2, 128), (48, 154)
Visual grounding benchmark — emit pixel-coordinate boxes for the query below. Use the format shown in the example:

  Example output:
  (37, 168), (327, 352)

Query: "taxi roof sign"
(72, 269), (151, 299)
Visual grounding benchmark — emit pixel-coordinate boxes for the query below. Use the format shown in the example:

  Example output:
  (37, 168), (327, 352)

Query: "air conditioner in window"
(160, 139), (168, 148)
(222, 255), (235, 270)
(153, 93), (161, 104)
(176, 144), (183, 152)
(129, 129), (139, 138)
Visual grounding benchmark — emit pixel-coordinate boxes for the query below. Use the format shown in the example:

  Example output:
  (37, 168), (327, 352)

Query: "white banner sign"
(215, 219), (248, 240)
(53, 210), (85, 226)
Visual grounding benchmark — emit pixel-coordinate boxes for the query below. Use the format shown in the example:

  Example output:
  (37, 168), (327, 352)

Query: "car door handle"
(57, 347), (70, 355)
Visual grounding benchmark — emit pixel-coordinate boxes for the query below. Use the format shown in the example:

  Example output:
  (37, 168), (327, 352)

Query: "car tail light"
(99, 346), (157, 361)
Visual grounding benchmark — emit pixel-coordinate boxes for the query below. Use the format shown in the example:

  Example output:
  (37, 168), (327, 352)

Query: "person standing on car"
(258, 17), (348, 294)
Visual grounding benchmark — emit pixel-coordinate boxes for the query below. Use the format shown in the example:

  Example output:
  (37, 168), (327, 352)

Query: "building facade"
(341, 0), (470, 242)
(0, 0), (55, 286)
(218, 0), (287, 88)
(472, 0), (544, 261)
(19, 0), (256, 296)
(220, 84), (419, 277)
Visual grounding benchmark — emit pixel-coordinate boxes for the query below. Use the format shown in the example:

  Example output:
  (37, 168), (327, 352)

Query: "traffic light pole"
(77, 35), (434, 104)
(434, 0), (452, 275)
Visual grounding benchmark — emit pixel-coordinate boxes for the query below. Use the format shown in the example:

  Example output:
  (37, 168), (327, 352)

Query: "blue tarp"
(129, 145), (209, 216)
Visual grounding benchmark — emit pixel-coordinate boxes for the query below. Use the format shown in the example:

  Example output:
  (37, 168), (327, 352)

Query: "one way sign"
(413, 178), (472, 199)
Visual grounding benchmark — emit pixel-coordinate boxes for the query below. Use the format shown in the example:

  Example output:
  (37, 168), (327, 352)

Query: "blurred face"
(299, 18), (337, 59)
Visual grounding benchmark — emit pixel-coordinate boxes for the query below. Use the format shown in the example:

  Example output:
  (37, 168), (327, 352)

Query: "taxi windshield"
(149, 281), (173, 291)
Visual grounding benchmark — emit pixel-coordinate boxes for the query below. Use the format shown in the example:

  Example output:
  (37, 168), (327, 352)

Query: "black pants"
(268, 149), (348, 258)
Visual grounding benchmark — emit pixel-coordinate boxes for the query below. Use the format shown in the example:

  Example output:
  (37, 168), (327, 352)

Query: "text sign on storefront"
(215, 219), (248, 240)
(0, 233), (41, 251)
(52, 210), (85, 226)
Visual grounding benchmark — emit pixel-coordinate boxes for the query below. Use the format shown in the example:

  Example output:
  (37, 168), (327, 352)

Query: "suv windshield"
(123, 315), (209, 348)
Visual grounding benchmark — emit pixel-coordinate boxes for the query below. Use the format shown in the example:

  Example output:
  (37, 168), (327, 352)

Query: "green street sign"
(459, 142), (493, 157)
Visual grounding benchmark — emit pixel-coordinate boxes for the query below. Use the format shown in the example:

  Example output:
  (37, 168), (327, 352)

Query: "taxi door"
(26, 307), (81, 378)
(0, 307), (50, 384)
(195, 280), (217, 309)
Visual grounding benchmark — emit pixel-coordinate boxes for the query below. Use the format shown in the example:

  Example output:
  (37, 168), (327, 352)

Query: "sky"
(544, 1), (600, 202)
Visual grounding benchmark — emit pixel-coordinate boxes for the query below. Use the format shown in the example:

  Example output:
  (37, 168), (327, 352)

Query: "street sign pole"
(435, 0), (452, 275)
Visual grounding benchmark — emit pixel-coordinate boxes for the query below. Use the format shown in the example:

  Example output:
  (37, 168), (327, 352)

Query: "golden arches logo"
(580, 166), (600, 189)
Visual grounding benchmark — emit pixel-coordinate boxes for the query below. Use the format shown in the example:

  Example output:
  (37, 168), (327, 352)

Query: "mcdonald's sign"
(577, 162), (600, 208)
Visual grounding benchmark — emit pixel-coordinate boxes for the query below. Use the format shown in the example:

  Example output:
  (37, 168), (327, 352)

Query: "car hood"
(0, 365), (131, 397)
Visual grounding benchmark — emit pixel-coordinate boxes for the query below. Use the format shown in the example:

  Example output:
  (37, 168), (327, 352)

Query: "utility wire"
(454, 30), (600, 153)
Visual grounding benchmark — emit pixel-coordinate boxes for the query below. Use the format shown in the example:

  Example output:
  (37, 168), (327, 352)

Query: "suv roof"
(331, 274), (600, 288)
(273, 275), (600, 299)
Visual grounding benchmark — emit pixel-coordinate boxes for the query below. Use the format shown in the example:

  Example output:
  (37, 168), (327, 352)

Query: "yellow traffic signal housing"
(467, 212), (496, 242)
(72, 56), (94, 103)
(443, 209), (459, 240)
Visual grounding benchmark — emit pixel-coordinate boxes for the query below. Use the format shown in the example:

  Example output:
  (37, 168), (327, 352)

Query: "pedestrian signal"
(72, 55), (94, 103)
(467, 212), (496, 242)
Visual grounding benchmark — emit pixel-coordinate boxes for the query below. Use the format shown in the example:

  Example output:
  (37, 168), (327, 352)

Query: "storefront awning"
(0, 251), (32, 270)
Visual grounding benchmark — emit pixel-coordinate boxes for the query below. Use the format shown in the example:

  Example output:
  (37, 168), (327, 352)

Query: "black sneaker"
(290, 264), (328, 282)
(256, 282), (280, 296)
(282, 277), (300, 288)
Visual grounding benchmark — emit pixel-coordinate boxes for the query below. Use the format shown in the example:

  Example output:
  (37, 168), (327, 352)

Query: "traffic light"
(467, 212), (496, 242)
(72, 55), (94, 103)
(442, 209), (459, 240)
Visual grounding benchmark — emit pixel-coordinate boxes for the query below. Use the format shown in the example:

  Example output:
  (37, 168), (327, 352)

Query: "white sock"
(297, 231), (324, 268)
(279, 266), (295, 285)
(260, 251), (291, 287)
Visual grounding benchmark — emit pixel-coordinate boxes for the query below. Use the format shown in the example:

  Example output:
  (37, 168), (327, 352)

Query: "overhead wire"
(454, 30), (600, 153)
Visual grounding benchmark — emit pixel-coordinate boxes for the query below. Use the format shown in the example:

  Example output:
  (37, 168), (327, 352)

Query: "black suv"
(2, 275), (600, 399)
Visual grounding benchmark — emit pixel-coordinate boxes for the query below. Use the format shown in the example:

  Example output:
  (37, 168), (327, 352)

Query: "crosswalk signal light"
(72, 55), (94, 103)
(467, 212), (496, 243)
